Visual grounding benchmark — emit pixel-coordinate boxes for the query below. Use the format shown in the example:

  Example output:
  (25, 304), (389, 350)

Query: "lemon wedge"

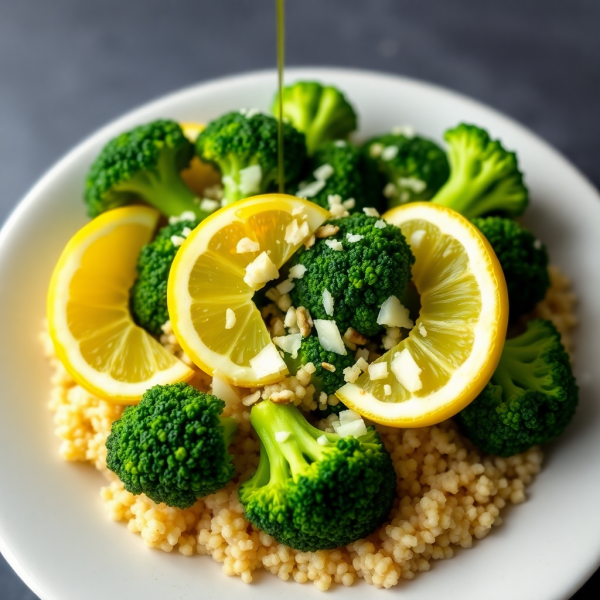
(47, 206), (194, 403)
(168, 194), (329, 387)
(336, 202), (508, 427)
(180, 122), (221, 196)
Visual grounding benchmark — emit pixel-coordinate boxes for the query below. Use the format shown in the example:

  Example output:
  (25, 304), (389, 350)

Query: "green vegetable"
(472, 217), (550, 320)
(129, 219), (197, 335)
(284, 335), (355, 416)
(195, 111), (306, 205)
(290, 213), (415, 337)
(239, 401), (395, 551)
(456, 320), (578, 456)
(295, 140), (383, 213)
(85, 119), (209, 220)
(363, 133), (449, 209)
(272, 81), (357, 154)
(106, 382), (238, 509)
(432, 123), (529, 218)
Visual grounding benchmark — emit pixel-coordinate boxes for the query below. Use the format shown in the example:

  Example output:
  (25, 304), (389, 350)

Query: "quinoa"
(42, 265), (576, 590)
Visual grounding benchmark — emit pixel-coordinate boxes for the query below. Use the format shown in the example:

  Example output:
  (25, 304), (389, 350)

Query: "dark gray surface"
(0, 0), (598, 598)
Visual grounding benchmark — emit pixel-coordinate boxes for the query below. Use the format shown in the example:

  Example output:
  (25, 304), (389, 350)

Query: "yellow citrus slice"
(336, 202), (508, 427)
(180, 122), (221, 195)
(168, 194), (329, 387)
(47, 206), (194, 404)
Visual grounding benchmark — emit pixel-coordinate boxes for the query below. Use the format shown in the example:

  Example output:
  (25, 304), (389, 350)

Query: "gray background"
(0, 0), (598, 598)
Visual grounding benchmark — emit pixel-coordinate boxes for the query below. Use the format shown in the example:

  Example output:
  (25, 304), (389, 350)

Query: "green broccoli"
(239, 401), (396, 551)
(363, 132), (450, 209)
(290, 213), (415, 337)
(106, 382), (238, 509)
(283, 335), (355, 416)
(195, 110), (306, 205)
(272, 81), (357, 154)
(456, 319), (578, 457)
(129, 219), (197, 335)
(85, 119), (211, 220)
(472, 217), (550, 320)
(294, 140), (383, 213)
(432, 123), (529, 218)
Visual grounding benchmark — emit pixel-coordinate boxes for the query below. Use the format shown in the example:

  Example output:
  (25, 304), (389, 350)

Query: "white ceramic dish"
(0, 68), (598, 600)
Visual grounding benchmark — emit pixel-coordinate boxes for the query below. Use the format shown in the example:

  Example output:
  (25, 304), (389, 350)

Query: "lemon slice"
(180, 122), (221, 196)
(48, 206), (194, 403)
(168, 194), (329, 387)
(336, 202), (508, 427)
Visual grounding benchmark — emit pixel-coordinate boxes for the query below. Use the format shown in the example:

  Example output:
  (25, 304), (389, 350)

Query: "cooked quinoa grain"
(42, 266), (576, 590)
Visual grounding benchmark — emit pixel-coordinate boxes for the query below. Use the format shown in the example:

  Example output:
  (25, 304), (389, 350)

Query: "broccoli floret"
(363, 133), (449, 209)
(129, 219), (198, 335)
(195, 111), (306, 205)
(272, 81), (357, 154)
(456, 320), (578, 457)
(284, 335), (354, 415)
(432, 123), (529, 218)
(85, 119), (211, 220)
(295, 140), (383, 213)
(472, 217), (550, 320)
(239, 401), (395, 551)
(106, 382), (237, 509)
(289, 213), (415, 337)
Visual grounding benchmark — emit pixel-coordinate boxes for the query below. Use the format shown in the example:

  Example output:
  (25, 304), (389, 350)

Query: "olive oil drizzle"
(276, 0), (285, 193)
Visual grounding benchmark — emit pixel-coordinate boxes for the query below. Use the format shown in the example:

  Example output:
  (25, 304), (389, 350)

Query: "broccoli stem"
(250, 402), (328, 481)
(119, 147), (212, 220)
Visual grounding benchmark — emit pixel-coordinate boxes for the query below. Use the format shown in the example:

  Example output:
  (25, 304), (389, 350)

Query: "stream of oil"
(276, 0), (285, 193)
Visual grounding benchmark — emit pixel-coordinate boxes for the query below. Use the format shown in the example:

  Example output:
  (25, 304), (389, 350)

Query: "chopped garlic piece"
(381, 146), (399, 161)
(296, 180), (326, 199)
(236, 237), (260, 253)
(418, 323), (428, 337)
(346, 233), (364, 243)
(314, 319), (346, 355)
(285, 219), (310, 245)
(325, 239), (343, 251)
(322, 289), (334, 316)
(313, 163), (334, 181)
(398, 177), (426, 193)
(355, 357), (369, 372)
(355, 349), (370, 362)
(391, 348), (423, 392)
(343, 198), (356, 210)
(339, 409), (361, 425)
(337, 418), (368, 439)
(225, 308), (236, 329)
(383, 183), (396, 198)
(199, 198), (220, 213)
(384, 384), (392, 396)
(242, 390), (261, 407)
(343, 365), (361, 383)
(289, 264), (307, 279)
(410, 229), (426, 249)
(250, 343), (287, 378)
(374, 219), (387, 229)
(369, 143), (384, 158)
(276, 279), (295, 294)
(284, 307), (297, 328)
(368, 362), (389, 380)
(275, 431), (291, 443)
(377, 295), (414, 329)
(392, 125), (415, 138)
(168, 210), (197, 224)
(328, 194), (342, 207)
(273, 333), (302, 359)
(244, 252), (279, 289)
(238, 164), (262, 195)
(317, 435), (330, 446)
(363, 207), (380, 217)
(211, 371), (240, 405)
(170, 235), (185, 247)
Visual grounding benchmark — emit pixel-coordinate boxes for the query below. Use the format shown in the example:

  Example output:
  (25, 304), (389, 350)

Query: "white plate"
(0, 68), (598, 600)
